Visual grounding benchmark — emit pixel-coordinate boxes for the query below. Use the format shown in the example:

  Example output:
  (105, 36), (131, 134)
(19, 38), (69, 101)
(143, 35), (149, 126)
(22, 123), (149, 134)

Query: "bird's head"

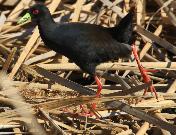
(18, 4), (50, 24)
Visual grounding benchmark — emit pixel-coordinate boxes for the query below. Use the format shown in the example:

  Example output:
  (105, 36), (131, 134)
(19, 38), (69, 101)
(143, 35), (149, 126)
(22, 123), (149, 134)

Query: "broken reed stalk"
(1, 0), (176, 134)
(37, 62), (176, 71)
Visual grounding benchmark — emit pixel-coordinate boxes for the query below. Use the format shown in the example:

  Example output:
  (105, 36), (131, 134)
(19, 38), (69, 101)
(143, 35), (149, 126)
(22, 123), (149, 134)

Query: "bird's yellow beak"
(17, 13), (31, 24)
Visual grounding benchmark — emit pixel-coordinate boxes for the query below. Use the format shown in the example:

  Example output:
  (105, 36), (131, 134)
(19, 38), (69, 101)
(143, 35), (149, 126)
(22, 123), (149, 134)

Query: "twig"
(38, 108), (67, 135)
(108, 101), (176, 134)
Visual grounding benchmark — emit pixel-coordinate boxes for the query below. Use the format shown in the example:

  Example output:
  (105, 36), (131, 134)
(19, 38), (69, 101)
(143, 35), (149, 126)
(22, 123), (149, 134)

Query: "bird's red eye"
(32, 9), (39, 15)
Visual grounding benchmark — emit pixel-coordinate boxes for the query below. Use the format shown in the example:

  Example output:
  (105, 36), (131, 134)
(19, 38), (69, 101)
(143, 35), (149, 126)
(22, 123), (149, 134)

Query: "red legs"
(80, 43), (159, 116)
(132, 44), (158, 99)
(80, 75), (102, 116)
(80, 104), (90, 116)
(94, 75), (103, 97)
(92, 75), (103, 109)
(80, 44), (159, 116)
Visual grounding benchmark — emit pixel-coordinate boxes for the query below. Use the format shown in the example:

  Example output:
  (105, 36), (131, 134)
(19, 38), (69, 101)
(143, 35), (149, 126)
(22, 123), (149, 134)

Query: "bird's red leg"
(94, 75), (103, 97)
(132, 44), (158, 99)
(80, 76), (102, 116)
(80, 104), (90, 116)
(92, 75), (102, 109)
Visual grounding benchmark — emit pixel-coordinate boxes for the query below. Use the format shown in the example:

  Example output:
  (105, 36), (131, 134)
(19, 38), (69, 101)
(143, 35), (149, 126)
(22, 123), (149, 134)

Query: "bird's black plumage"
(108, 8), (134, 44)
(28, 4), (134, 75)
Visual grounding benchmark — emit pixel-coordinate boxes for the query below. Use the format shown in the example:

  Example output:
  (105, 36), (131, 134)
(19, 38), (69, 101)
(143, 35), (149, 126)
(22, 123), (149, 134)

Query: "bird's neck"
(37, 16), (56, 38)
(37, 15), (55, 28)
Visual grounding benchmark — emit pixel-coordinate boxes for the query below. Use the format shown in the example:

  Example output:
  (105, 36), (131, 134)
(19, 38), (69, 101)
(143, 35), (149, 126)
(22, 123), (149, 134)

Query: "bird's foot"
(143, 85), (158, 100)
(77, 76), (103, 117)
(80, 105), (94, 117)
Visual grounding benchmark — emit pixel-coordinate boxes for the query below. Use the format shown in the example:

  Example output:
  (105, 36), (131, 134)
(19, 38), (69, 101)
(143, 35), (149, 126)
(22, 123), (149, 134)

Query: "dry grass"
(0, 0), (176, 134)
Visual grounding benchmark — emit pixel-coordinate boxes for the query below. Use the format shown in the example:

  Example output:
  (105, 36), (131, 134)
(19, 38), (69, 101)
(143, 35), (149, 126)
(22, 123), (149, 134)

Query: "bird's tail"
(117, 7), (135, 28)
(109, 6), (135, 44)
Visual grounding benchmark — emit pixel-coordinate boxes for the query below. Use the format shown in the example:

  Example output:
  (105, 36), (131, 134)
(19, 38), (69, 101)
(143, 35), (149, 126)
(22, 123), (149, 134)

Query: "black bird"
(19, 4), (134, 105)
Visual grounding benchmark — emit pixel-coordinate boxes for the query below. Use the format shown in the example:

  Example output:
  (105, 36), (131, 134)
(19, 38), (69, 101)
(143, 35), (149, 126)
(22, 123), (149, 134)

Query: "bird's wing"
(75, 29), (132, 63)
(50, 24), (132, 63)
(47, 24), (132, 74)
